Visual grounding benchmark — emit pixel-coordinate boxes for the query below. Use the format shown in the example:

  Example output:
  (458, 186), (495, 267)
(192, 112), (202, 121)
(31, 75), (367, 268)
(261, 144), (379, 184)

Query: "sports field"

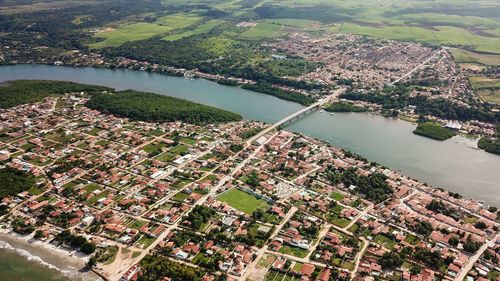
(216, 188), (269, 214)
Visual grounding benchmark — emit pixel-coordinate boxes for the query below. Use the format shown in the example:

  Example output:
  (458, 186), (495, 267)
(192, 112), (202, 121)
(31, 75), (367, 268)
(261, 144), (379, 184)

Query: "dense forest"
(324, 102), (366, 113)
(478, 137), (500, 155)
(241, 83), (315, 106)
(413, 122), (457, 141)
(85, 90), (242, 124)
(340, 85), (499, 123)
(0, 167), (35, 199)
(0, 80), (111, 108)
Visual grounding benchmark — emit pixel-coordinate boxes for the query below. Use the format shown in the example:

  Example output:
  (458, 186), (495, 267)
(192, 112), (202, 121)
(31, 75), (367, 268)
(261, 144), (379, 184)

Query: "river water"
(1, 64), (499, 207)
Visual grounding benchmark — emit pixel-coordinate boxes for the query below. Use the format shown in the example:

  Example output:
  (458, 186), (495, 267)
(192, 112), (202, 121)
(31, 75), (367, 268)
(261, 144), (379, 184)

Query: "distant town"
(1, 90), (499, 281)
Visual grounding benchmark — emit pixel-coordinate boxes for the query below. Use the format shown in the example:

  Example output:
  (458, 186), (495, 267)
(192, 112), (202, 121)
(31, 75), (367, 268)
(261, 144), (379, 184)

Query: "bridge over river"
(247, 87), (344, 145)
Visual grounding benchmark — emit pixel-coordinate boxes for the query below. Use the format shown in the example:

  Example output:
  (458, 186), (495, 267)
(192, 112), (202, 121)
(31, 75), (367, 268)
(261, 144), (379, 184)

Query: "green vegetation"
(373, 234), (397, 250)
(138, 255), (206, 281)
(239, 23), (284, 39)
(450, 48), (500, 66)
(278, 245), (309, 258)
(340, 85), (499, 124)
(469, 76), (500, 103)
(242, 83), (315, 106)
(413, 122), (457, 141)
(90, 23), (173, 49)
(324, 166), (392, 203)
(54, 230), (96, 254)
(183, 205), (216, 231)
(0, 80), (110, 108)
(0, 167), (35, 199)
(85, 90), (242, 124)
(325, 102), (366, 113)
(478, 137), (500, 155)
(163, 20), (223, 41)
(216, 188), (269, 214)
(338, 23), (500, 54)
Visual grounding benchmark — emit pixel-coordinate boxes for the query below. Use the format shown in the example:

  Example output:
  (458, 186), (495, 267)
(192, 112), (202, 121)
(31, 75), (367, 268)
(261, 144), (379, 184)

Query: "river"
(1, 64), (499, 207)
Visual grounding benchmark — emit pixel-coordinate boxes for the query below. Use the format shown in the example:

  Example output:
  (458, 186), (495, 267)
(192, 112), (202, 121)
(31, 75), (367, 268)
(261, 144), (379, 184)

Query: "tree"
(380, 252), (403, 269)
(81, 242), (97, 254)
(474, 221), (487, 230)
(34, 230), (44, 239)
(448, 236), (459, 247)
(410, 264), (422, 275)
(87, 256), (97, 268)
(413, 221), (433, 236)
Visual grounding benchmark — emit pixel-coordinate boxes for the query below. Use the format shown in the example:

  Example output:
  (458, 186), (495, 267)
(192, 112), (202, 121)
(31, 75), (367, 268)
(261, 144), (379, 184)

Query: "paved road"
(454, 232), (500, 281)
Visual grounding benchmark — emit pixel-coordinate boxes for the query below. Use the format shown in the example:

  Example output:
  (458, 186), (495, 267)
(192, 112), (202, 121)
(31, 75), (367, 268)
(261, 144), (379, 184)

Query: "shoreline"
(0, 228), (103, 281)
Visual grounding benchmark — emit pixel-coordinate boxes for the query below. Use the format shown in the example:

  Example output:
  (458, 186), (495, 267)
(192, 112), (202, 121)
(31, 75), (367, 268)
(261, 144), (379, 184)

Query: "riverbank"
(0, 229), (103, 281)
(1, 64), (499, 206)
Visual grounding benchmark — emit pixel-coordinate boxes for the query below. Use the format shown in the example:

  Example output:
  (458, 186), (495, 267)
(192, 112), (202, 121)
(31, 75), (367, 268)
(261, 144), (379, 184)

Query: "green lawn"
(216, 188), (269, 214)
(373, 234), (397, 250)
(137, 235), (157, 249)
(129, 220), (148, 230)
(292, 261), (303, 271)
(87, 190), (110, 206)
(330, 191), (345, 201)
(404, 234), (421, 245)
(278, 245), (309, 258)
(172, 192), (189, 201)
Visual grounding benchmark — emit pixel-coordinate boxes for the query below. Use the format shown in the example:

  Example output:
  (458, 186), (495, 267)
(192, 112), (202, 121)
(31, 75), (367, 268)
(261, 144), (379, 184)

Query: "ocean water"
(0, 241), (70, 281)
(0, 237), (101, 281)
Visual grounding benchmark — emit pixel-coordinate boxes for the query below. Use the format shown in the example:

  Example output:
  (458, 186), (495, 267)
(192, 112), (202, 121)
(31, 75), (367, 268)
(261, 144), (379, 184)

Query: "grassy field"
(469, 76), (500, 103)
(163, 20), (224, 41)
(90, 23), (172, 49)
(469, 76), (500, 89)
(278, 245), (309, 258)
(450, 48), (500, 66)
(239, 23), (284, 40)
(155, 13), (201, 29)
(216, 188), (269, 214)
(338, 23), (500, 54)
(264, 18), (316, 28)
(373, 234), (397, 250)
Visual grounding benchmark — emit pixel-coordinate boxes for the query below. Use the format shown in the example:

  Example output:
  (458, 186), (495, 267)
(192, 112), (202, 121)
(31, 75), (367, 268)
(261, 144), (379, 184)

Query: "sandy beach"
(0, 229), (103, 281)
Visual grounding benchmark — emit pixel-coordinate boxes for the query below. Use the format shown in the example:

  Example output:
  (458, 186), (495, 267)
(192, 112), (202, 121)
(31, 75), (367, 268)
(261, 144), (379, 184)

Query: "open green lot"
(216, 188), (269, 214)
(338, 23), (500, 54)
(90, 23), (173, 49)
(163, 20), (224, 41)
(469, 76), (500, 103)
(278, 244), (308, 258)
(155, 13), (201, 29)
(450, 48), (500, 66)
(239, 23), (284, 40)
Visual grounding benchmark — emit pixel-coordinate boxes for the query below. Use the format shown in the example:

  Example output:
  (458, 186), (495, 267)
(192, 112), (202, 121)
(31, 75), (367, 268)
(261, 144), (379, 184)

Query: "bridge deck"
(247, 88), (344, 145)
